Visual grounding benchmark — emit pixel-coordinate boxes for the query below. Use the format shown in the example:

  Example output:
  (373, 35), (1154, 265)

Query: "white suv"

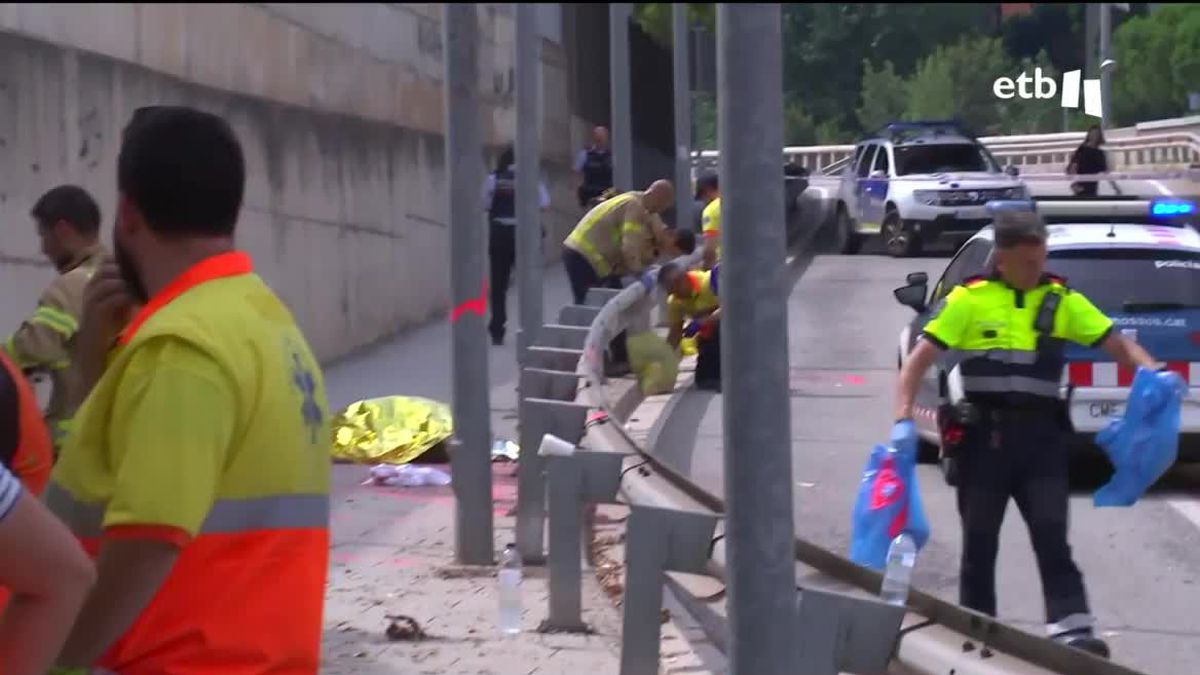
(835, 121), (1027, 257)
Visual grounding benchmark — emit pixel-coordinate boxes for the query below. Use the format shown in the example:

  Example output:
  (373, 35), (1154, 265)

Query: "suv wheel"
(835, 207), (862, 255)
(882, 211), (921, 258)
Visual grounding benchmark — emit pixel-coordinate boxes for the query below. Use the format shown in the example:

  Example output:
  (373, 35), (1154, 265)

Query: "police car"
(893, 197), (1200, 484)
(835, 121), (1026, 258)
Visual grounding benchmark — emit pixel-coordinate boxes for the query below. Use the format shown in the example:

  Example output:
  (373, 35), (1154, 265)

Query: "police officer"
(574, 126), (613, 209)
(483, 146), (549, 346)
(893, 205), (1166, 658)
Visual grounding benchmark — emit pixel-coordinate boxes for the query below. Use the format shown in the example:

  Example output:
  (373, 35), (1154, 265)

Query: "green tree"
(783, 95), (817, 146)
(1111, 5), (1196, 125)
(998, 51), (1062, 134)
(857, 59), (908, 132)
(632, 4), (715, 46)
(905, 37), (1013, 135)
(692, 91), (717, 150)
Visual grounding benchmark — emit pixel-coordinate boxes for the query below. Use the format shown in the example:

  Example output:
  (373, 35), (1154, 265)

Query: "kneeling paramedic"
(659, 262), (721, 391)
(893, 206), (1165, 658)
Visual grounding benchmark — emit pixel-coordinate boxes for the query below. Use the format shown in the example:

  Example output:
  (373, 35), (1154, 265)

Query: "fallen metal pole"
(443, 2), (493, 566)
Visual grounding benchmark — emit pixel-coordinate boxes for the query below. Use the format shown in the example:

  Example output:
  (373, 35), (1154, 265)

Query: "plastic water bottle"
(498, 544), (523, 634)
(879, 533), (917, 606)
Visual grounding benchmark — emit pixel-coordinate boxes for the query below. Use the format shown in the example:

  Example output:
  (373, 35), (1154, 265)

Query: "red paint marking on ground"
(844, 374), (866, 385)
(449, 280), (489, 323)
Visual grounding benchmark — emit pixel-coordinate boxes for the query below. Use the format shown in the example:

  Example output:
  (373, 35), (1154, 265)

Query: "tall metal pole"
(444, 2), (494, 566)
(717, 5), (796, 674)
(610, 3), (633, 192)
(514, 2), (546, 564)
(672, 5), (692, 230)
(515, 4), (542, 360)
(1099, 2), (1112, 129)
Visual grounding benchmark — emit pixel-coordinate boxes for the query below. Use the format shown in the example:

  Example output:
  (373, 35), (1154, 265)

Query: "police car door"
(850, 144), (879, 232)
(862, 144), (891, 231)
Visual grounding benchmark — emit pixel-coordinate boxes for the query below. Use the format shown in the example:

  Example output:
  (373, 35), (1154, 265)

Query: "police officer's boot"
(1052, 628), (1110, 659)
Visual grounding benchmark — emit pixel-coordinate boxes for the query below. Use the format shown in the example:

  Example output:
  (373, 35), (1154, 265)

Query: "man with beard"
(46, 106), (331, 674)
(3, 185), (107, 453)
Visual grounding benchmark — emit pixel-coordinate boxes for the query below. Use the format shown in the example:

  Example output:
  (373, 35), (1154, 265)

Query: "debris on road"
(491, 439), (520, 462)
(364, 464), (451, 487)
(385, 614), (427, 642)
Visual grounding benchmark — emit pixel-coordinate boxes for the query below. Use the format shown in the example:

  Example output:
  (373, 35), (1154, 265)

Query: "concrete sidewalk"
(320, 267), (625, 672)
(321, 462), (623, 673)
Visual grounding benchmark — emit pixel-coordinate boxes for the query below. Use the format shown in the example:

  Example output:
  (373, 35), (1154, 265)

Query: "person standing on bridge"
(47, 105), (330, 673)
(892, 206), (1166, 659)
(574, 125), (613, 209)
(1067, 125), (1108, 197)
(482, 145), (550, 346)
(3, 185), (108, 455)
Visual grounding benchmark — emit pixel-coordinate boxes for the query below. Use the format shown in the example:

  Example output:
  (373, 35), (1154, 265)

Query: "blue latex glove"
(890, 419), (918, 456)
(639, 271), (656, 293)
(683, 320), (703, 338)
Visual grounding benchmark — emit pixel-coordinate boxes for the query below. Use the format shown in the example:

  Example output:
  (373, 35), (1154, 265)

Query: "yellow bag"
(626, 331), (681, 395)
(331, 396), (454, 464)
(680, 336), (699, 357)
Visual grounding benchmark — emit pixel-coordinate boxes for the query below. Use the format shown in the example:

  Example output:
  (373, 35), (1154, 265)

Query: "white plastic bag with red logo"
(850, 444), (931, 571)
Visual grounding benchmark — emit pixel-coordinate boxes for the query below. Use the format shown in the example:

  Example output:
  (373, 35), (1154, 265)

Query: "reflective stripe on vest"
(0, 352), (52, 495)
(960, 290), (1066, 400)
(567, 193), (635, 276)
(30, 305), (79, 337)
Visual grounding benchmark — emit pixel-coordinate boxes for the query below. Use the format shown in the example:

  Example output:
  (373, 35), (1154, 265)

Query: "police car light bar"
(993, 197), (1199, 226)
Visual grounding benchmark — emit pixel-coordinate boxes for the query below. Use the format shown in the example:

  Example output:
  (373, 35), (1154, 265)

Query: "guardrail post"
(515, 400), (590, 565)
(793, 587), (907, 675)
(620, 504), (719, 675)
(536, 434), (625, 633)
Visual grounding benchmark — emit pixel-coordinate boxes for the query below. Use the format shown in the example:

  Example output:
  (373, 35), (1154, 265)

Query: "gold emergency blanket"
(331, 396), (454, 464)
(627, 331), (681, 396)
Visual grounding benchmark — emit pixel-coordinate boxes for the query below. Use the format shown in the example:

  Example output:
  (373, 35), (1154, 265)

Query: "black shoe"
(490, 332), (505, 346)
(1054, 630), (1110, 659)
(695, 379), (722, 393)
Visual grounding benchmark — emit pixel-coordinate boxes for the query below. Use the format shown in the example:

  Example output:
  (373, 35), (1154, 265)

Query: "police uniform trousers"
(488, 220), (516, 341)
(956, 404), (1090, 624)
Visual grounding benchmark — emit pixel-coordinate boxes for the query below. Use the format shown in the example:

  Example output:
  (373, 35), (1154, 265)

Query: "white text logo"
(992, 68), (1102, 118)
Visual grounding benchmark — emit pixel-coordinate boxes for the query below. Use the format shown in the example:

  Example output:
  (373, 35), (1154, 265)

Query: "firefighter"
(893, 206), (1166, 658)
(562, 180), (692, 369)
(48, 106), (330, 673)
(574, 125), (613, 209)
(3, 185), (107, 453)
(659, 262), (721, 391)
(482, 145), (550, 346)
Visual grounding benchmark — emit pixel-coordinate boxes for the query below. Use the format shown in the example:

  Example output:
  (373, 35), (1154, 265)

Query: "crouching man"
(658, 262), (721, 392)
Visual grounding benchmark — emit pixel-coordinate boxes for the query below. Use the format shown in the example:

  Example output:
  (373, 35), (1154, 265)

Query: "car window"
(872, 145), (891, 176)
(856, 145), (878, 178)
(894, 143), (997, 175)
(1047, 248), (1200, 314)
(932, 240), (991, 302)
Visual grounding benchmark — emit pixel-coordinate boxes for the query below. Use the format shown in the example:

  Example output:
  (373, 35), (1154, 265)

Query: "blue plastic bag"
(1094, 368), (1188, 507)
(850, 443), (931, 570)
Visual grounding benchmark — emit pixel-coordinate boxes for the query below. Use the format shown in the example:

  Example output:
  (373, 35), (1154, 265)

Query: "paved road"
(656, 181), (1200, 675)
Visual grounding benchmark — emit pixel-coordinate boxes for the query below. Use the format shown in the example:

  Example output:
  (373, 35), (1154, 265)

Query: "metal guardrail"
(531, 240), (1151, 674)
(691, 120), (1200, 177)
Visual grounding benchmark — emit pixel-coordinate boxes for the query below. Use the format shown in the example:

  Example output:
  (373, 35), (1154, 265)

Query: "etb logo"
(992, 68), (1102, 118)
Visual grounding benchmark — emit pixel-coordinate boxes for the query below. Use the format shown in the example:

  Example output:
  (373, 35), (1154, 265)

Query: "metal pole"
(609, 3), (633, 192)
(672, 4), (692, 230)
(717, 5), (796, 675)
(1099, 2), (1112, 129)
(444, 2), (494, 566)
(515, 4), (543, 361)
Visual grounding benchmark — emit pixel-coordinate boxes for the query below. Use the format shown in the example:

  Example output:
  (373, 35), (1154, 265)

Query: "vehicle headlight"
(1004, 185), (1028, 200)
(913, 190), (942, 206)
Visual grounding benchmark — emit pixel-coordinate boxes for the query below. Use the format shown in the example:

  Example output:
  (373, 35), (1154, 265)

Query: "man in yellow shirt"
(659, 262), (722, 391)
(47, 106), (330, 673)
(700, 180), (722, 269)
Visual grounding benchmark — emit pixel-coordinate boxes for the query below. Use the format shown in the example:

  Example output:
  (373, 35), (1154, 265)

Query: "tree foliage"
(856, 60), (908, 132)
(1112, 4), (1200, 125)
(632, 3), (715, 46)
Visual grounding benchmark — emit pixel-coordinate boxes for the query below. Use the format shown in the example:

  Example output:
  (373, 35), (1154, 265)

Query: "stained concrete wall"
(0, 3), (582, 363)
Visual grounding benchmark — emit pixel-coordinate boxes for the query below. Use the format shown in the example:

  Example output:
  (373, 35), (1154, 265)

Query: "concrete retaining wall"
(0, 3), (582, 363)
